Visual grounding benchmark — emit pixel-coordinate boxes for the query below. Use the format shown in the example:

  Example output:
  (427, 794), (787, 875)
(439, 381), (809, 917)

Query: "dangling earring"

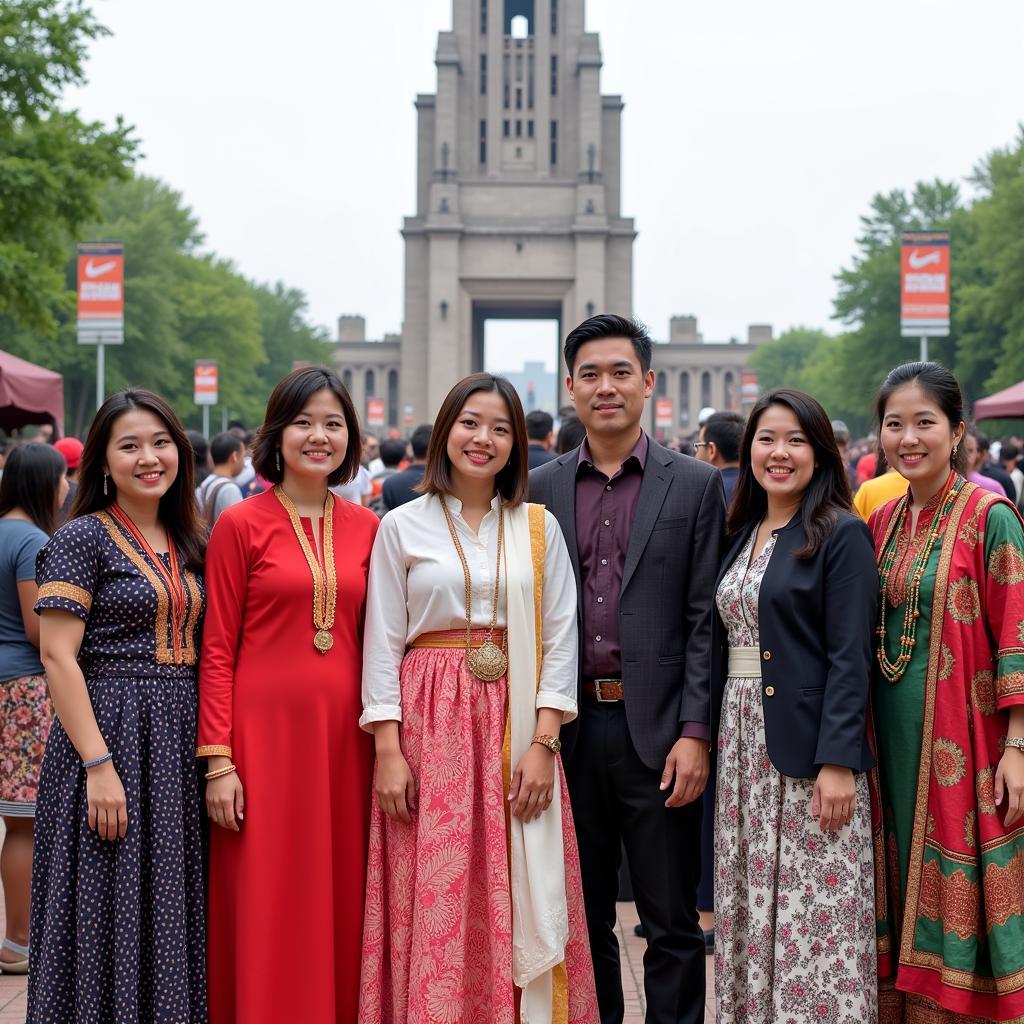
(952, 444), (959, 459)
(275, 448), (282, 473)
(103, 473), (109, 496)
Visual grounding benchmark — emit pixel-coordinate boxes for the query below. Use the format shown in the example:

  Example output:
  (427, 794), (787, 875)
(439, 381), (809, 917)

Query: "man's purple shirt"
(575, 432), (709, 743)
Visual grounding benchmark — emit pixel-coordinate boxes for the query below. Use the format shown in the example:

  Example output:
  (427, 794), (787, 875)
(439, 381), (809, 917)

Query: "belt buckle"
(593, 678), (621, 703)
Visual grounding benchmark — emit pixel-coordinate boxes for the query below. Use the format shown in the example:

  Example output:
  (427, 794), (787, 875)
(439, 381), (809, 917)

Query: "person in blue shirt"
(0, 443), (68, 974)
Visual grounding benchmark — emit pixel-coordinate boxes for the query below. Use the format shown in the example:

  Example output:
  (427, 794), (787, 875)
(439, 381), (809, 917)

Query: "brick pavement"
(0, 839), (715, 1023)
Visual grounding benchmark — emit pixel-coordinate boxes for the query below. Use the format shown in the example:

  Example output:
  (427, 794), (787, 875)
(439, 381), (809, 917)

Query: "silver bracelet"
(1005, 736), (1024, 753)
(82, 752), (113, 769)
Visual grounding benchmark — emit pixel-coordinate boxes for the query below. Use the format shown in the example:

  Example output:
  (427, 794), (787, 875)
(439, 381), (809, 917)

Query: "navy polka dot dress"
(27, 512), (207, 1023)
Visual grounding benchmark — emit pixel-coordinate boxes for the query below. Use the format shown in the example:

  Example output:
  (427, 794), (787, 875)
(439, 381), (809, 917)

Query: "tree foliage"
(0, 1), (136, 333)
(0, 175), (333, 435)
(754, 129), (1024, 433)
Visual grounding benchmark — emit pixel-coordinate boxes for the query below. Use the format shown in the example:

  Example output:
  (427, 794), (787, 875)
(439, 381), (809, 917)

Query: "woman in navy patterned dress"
(27, 390), (208, 1024)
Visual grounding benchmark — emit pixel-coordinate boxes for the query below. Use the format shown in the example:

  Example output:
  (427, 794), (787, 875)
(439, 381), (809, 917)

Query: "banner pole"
(202, 404), (210, 439)
(96, 342), (105, 410)
(920, 335), (929, 362)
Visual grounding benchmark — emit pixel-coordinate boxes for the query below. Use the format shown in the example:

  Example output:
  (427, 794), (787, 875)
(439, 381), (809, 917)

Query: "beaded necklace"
(876, 474), (961, 684)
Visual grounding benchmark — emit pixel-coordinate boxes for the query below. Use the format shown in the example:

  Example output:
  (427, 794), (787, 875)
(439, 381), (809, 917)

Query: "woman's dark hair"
(728, 388), (853, 559)
(563, 314), (653, 376)
(70, 389), (206, 571)
(418, 373), (529, 506)
(188, 430), (211, 486)
(252, 366), (361, 487)
(874, 361), (968, 474)
(0, 443), (68, 535)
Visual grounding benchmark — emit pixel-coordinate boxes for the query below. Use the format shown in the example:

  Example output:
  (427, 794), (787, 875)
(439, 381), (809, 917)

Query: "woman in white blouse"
(358, 374), (599, 1024)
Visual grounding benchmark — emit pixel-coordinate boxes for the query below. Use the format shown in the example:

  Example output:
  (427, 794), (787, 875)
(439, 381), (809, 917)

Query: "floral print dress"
(714, 529), (877, 1024)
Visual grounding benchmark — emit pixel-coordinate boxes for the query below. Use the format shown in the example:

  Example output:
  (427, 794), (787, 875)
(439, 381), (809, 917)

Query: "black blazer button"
(764, 686), (775, 697)
(762, 650), (772, 661)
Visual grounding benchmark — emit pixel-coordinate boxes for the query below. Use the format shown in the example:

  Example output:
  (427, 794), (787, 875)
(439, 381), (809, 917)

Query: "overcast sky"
(68, 0), (1023, 371)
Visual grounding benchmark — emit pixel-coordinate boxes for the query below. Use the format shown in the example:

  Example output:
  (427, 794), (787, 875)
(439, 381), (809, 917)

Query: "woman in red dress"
(198, 366), (378, 1023)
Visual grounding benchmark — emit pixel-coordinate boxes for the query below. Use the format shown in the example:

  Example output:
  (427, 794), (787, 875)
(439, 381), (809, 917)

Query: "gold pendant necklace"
(440, 498), (508, 682)
(274, 486), (337, 654)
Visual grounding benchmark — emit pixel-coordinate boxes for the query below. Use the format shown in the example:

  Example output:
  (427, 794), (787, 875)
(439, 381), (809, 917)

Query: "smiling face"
(445, 388), (514, 488)
(279, 387), (349, 483)
(104, 408), (179, 504)
(567, 337), (654, 439)
(879, 383), (964, 494)
(749, 403), (816, 509)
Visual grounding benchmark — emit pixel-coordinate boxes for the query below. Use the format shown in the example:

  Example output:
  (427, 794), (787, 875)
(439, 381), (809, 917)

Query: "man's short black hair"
(1002, 443), (1020, 462)
(563, 314), (653, 376)
(210, 431), (244, 465)
(702, 411), (745, 464)
(525, 410), (554, 441)
(379, 438), (407, 468)
(410, 423), (433, 460)
(976, 432), (991, 452)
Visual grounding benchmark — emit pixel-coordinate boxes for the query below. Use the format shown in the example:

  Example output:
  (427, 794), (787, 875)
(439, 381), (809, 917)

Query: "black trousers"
(565, 699), (705, 1024)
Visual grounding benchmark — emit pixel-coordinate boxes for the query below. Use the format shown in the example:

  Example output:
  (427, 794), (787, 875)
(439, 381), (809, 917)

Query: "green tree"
(251, 281), (333, 398)
(0, 1), (136, 334)
(748, 326), (829, 392)
(956, 129), (1024, 399)
(825, 181), (963, 426)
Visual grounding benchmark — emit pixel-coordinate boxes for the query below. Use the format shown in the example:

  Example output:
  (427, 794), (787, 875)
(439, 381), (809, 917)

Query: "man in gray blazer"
(530, 315), (725, 1024)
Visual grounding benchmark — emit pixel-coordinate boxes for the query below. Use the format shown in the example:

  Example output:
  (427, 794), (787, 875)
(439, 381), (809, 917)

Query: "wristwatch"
(531, 734), (562, 754)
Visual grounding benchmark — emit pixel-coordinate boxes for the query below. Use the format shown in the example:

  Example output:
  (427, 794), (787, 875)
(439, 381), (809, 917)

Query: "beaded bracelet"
(205, 764), (238, 781)
(82, 752), (113, 770)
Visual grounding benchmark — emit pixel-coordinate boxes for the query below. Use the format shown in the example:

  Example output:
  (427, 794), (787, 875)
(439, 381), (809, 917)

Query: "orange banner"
(366, 397), (385, 427)
(900, 231), (950, 337)
(655, 397), (673, 428)
(194, 361), (219, 405)
(77, 241), (124, 344)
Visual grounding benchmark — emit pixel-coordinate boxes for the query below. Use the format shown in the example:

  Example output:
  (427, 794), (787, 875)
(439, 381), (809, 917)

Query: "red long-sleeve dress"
(197, 488), (378, 1023)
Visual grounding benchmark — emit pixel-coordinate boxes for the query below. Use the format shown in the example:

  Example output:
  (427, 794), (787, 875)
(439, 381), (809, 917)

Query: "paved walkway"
(0, 835), (715, 1022)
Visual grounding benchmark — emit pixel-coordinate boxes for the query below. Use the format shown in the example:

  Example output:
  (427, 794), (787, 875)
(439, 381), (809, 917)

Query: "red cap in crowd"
(53, 436), (84, 470)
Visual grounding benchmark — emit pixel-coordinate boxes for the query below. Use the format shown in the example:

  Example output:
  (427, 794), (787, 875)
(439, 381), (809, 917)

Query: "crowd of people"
(0, 312), (1023, 1024)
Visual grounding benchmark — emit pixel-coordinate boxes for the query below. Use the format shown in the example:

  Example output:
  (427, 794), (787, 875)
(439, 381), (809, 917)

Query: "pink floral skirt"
(358, 644), (598, 1024)
(0, 673), (52, 816)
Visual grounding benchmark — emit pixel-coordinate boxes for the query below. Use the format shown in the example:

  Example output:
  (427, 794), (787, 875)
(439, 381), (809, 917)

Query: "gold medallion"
(440, 499), (506, 683)
(274, 487), (338, 658)
(467, 640), (507, 682)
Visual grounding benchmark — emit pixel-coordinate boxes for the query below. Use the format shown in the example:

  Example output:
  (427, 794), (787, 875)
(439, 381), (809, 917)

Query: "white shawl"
(503, 502), (569, 1023)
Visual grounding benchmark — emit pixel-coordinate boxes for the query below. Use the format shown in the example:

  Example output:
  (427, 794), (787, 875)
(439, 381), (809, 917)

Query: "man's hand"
(660, 737), (709, 808)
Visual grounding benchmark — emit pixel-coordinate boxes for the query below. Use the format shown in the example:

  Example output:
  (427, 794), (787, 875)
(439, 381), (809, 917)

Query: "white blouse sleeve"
(536, 509), (579, 722)
(359, 513), (409, 730)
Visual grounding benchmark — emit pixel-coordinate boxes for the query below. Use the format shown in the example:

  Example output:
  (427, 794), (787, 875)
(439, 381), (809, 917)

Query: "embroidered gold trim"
(37, 581), (93, 612)
(183, 572), (202, 659)
(900, 482), (971, 967)
(96, 511), (198, 666)
(196, 744), (232, 759)
(529, 502), (546, 689)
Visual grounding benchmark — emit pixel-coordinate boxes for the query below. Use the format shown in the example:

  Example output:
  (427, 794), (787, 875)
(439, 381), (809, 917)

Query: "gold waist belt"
(728, 646), (762, 678)
(410, 628), (507, 650)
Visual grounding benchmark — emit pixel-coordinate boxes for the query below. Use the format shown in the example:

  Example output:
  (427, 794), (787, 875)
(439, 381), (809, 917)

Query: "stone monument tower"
(400, 0), (636, 421)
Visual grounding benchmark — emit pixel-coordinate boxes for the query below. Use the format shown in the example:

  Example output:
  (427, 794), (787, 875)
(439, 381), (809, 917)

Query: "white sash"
(503, 503), (568, 1022)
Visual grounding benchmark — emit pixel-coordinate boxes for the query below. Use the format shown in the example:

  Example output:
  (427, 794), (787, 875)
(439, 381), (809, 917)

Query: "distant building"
(332, 2), (768, 438)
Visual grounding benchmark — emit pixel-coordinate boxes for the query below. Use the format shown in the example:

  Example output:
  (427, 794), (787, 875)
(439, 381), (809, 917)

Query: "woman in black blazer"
(711, 388), (879, 1024)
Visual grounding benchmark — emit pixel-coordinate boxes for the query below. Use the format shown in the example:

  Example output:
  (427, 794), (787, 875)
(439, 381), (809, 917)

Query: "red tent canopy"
(974, 380), (1024, 421)
(0, 349), (65, 436)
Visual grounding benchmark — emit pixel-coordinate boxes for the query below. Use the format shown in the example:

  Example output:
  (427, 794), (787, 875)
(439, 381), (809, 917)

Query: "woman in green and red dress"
(869, 361), (1024, 1023)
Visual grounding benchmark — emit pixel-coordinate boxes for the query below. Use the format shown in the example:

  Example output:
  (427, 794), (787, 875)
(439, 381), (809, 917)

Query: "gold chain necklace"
(274, 486), (337, 654)
(440, 497), (508, 682)
(876, 477), (960, 684)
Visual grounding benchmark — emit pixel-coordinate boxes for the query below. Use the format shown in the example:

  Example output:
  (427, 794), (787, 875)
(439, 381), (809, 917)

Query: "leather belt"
(583, 678), (624, 703)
